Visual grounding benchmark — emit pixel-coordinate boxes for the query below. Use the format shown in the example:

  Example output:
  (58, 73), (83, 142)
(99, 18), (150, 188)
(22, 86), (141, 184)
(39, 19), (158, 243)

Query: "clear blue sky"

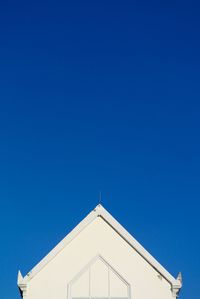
(0, 1), (200, 299)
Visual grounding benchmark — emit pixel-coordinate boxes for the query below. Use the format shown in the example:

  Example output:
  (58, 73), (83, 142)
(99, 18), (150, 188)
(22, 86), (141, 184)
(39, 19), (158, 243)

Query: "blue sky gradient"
(0, 1), (200, 299)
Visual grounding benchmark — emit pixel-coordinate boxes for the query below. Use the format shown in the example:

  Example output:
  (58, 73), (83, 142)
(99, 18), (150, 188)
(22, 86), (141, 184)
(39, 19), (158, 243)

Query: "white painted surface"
(18, 205), (182, 299)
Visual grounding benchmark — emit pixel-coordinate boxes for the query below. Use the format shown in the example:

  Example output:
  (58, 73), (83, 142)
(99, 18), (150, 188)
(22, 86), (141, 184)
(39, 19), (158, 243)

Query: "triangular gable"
(18, 204), (182, 296)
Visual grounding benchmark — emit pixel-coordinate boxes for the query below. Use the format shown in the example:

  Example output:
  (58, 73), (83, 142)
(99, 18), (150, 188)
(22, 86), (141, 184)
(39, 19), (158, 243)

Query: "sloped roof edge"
(18, 204), (182, 295)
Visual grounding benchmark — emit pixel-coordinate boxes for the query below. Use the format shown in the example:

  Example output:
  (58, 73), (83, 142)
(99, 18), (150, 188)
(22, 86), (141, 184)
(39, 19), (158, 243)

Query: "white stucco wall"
(25, 217), (174, 299)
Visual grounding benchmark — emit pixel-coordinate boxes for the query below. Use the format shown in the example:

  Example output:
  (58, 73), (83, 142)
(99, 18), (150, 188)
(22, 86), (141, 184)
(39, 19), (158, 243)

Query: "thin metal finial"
(99, 191), (102, 204)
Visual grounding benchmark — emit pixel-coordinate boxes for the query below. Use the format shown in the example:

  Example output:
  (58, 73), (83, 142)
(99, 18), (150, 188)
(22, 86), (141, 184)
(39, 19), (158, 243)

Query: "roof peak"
(94, 203), (104, 211)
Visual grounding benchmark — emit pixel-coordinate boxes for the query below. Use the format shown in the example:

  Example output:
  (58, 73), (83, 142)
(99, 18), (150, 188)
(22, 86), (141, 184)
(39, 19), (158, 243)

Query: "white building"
(18, 204), (182, 299)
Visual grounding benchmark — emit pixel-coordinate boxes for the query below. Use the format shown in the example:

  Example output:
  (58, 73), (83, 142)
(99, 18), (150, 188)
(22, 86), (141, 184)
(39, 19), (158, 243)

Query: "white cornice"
(18, 271), (28, 298)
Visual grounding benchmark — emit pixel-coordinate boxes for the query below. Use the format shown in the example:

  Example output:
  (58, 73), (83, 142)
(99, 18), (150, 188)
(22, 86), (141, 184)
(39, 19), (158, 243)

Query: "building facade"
(18, 205), (182, 299)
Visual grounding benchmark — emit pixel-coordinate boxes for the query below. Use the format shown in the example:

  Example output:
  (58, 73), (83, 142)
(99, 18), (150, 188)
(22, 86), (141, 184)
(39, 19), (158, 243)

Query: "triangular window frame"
(67, 255), (131, 299)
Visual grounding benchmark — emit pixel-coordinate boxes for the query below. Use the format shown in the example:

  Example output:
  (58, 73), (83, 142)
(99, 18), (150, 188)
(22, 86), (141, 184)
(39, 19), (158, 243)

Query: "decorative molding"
(172, 284), (181, 298)
(18, 270), (28, 298)
(18, 282), (28, 299)
(172, 272), (183, 298)
(67, 254), (131, 299)
(68, 254), (130, 287)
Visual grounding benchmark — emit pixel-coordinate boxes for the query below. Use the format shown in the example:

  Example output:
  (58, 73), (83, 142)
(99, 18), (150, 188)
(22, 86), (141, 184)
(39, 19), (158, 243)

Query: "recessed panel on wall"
(71, 269), (90, 299)
(90, 258), (109, 299)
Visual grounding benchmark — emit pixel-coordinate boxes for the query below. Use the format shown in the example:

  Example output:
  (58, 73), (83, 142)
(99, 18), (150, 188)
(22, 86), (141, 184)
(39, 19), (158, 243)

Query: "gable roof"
(18, 204), (182, 296)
